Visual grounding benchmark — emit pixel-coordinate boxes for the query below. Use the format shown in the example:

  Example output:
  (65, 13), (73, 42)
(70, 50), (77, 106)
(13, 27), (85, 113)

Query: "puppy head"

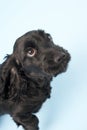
(13, 30), (71, 78)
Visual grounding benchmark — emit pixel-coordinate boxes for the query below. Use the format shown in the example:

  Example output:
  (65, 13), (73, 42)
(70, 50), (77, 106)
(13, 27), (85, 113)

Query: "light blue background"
(0, 0), (87, 130)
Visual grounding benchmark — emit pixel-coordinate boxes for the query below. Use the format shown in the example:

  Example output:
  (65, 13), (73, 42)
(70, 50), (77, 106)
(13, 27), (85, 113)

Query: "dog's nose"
(54, 53), (66, 63)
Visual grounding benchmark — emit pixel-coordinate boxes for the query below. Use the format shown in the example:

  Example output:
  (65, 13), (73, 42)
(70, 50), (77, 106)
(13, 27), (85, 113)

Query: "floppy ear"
(0, 55), (19, 99)
(0, 55), (11, 98)
(7, 67), (19, 100)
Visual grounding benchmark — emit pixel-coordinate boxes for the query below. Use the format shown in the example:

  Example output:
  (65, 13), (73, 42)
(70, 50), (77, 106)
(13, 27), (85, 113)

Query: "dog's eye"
(27, 47), (37, 57)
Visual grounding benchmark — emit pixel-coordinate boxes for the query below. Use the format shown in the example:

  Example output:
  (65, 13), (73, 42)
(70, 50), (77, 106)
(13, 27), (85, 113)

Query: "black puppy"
(0, 30), (70, 130)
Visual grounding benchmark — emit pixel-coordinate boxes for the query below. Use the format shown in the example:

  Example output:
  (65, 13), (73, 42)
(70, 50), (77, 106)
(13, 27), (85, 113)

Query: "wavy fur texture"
(0, 30), (70, 130)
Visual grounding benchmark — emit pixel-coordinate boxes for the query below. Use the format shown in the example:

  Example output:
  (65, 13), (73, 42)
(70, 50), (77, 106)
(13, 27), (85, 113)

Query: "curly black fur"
(0, 30), (70, 130)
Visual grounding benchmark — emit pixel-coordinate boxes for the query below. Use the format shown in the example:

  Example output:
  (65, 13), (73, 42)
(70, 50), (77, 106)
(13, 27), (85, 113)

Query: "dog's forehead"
(23, 30), (54, 48)
(13, 30), (55, 52)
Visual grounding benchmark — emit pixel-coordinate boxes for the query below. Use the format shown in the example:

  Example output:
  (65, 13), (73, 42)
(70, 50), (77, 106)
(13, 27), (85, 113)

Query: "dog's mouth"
(45, 54), (71, 77)
(49, 61), (69, 76)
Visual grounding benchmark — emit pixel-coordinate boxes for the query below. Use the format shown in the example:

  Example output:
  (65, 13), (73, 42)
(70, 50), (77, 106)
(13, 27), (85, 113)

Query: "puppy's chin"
(52, 63), (69, 77)
(46, 66), (67, 77)
(46, 59), (70, 77)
